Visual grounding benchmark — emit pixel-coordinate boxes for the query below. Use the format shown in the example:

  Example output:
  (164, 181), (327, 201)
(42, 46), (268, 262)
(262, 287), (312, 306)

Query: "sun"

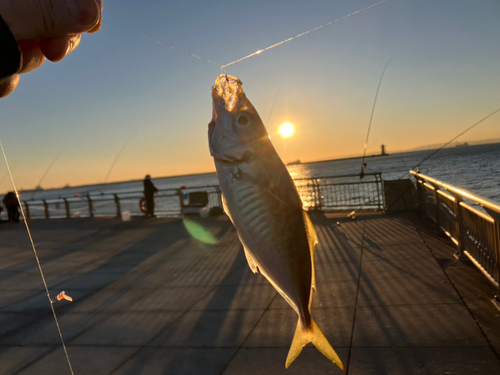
(279, 122), (294, 138)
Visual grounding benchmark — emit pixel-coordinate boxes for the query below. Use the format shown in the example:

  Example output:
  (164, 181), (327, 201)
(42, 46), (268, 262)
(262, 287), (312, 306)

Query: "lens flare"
(183, 218), (218, 244)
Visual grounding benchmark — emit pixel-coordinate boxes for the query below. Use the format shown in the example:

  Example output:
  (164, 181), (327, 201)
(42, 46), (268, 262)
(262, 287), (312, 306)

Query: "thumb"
(0, 0), (101, 40)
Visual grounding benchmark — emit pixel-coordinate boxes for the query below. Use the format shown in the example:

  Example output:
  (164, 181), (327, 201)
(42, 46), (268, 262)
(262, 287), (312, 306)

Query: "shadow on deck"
(0, 212), (499, 374)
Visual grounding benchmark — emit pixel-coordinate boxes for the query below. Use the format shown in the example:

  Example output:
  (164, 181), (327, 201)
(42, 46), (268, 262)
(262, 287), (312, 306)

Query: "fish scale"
(228, 180), (271, 239)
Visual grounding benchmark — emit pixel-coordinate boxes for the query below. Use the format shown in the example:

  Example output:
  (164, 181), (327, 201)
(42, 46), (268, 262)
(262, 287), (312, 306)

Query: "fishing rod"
(380, 106), (500, 213)
(266, 87), (281, 125)
(0, 171), (8, 186)
(343, 106), (500, 217)
(104, 133), (138, 183)
(360, 58), (395, 179)
(0, 140), (75, 374)
(31, 149), (66, 199)
(339, 60), (500, 219)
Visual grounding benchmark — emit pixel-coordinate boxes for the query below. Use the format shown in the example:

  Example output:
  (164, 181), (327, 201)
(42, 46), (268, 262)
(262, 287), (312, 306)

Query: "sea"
(21, 142), (500, 205)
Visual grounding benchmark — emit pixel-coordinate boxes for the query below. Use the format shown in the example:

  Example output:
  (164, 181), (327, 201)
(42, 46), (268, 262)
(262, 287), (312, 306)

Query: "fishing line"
(360, 58), (395, 178)
(221, 0), (388, 69)
(103, 21), (223, 68)
(0, 140), (75, 375)
(31, 148), (66, 199)
(266, 88), (281, 125)
(415, 107), (500, 168)
(341, 105), (500, 217)
(104, 133), (138, 183)
(106, 1), (388, 71)
(0, 171), (8, 186)
(380, 106), (500, 212)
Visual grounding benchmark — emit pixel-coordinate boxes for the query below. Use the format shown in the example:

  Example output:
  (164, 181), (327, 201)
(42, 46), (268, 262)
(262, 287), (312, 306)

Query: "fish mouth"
(212, 74), (243, 113)
(213, 150), (255, 166)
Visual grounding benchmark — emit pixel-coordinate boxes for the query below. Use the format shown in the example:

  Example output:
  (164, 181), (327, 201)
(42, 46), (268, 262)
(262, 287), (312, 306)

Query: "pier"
(1, 210), (499, 374)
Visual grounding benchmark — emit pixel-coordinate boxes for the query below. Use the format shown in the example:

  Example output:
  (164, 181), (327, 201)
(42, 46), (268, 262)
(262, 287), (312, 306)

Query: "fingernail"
(74, 0), (101, 30)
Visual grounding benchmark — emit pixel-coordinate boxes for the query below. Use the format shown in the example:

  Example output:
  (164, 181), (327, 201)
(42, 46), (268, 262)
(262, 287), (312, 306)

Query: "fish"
(208, 74), (343, 370)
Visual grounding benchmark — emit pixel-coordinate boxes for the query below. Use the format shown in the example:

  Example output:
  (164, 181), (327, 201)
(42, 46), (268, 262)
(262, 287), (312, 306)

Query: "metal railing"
(20, 185), (223, 220)
(16, 173), (384, 220)
(411, 171), (500, 309)
(294, 173), (383, 210)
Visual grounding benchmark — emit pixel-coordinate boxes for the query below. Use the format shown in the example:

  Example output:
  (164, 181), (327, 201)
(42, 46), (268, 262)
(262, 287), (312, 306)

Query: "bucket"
(200, 207), (210, 218)
(121, 211), (131, 221)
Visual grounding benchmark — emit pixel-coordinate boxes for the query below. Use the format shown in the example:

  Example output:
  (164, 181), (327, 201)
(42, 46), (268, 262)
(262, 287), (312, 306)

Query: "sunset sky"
(1, 0), (499, 192)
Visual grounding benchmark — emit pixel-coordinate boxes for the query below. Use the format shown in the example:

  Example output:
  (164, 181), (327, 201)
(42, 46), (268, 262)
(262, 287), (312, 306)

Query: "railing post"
(430, 183), (441, 229)
(114, 194), (121, 217)
(87, 196), (94, 218)
(63, 198), (70, 219)
(23, 201), (30, 220)
(494, 219), (500, 311)
(451, 194), (466, 260)
(415, 175), (424, 210)
(483, 208), (500, 311)
(43, 200), (49, 219)
(375, 174), (382, 210)
(177, 189), (185, 209)
(314, 179), (322, 210)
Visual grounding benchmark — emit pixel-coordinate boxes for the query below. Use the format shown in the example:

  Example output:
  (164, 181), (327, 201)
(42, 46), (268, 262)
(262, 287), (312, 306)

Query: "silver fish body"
(216, 147), (312, 318)
(208, 75), (342, 369)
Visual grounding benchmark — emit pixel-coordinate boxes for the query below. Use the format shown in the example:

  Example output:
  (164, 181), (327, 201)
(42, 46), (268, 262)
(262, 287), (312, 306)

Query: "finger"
(39, 34), (82, 62)
(95, 0), (103, 12)
(17, 40), (46, 74)
(0, 75), (20, 98)
(88, 0), (103, 33)
(0, 0), (100, 40)
(88, 15), (102, 34)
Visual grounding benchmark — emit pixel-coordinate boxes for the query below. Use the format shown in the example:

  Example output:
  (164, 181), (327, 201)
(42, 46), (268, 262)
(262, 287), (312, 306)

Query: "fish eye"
(238, 115), (248, 126)
(235, 111), (253, 128)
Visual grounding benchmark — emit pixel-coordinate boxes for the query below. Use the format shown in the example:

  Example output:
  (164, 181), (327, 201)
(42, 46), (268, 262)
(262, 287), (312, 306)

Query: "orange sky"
(1, 0), (499, 192)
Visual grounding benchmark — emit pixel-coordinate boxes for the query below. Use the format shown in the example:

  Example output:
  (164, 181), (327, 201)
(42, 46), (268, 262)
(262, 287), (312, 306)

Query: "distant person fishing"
(143, 175), (158, 217)
(0, 0), (103, 98)
(2, 191), (20, 223)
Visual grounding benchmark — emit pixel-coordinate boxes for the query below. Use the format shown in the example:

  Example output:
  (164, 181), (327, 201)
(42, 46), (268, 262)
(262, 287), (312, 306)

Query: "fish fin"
(221, 194), (233, 221)
(243, 245), (259, 273)
(222, 194), (259, 274)
(285, 318), (343, 370)
(302, 211), (317, 295)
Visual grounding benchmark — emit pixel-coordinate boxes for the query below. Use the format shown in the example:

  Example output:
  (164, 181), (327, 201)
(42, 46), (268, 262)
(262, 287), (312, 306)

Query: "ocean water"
(21, 142), (500, 204)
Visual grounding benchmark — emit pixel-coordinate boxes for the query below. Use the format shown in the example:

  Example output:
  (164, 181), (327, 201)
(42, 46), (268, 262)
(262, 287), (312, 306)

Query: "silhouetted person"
(3, 191), (20, 223)
(143, 175), (158, 217)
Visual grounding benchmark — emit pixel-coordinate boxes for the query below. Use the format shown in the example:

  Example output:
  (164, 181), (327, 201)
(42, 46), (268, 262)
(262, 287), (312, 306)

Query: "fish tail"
(285, 318), (343, 370)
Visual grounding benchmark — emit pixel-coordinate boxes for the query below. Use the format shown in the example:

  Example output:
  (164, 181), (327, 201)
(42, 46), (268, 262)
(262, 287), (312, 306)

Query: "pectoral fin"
(221, 194), (232, 221)
(302, 211), (317, 294)
(222, 194), (259, 274)
(243, 245), (259, 274)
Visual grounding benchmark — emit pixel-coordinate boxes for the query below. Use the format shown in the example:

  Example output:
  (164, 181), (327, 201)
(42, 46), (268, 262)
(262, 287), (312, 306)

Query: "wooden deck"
(0, 211), (499, 374)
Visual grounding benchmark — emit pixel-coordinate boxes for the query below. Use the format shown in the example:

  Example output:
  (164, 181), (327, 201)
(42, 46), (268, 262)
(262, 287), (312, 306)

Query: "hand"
(0, 0), (103, 98)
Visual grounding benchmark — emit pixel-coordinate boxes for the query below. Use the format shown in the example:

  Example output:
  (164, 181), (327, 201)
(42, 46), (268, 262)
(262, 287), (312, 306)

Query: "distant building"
(381, 144), (386, 155)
